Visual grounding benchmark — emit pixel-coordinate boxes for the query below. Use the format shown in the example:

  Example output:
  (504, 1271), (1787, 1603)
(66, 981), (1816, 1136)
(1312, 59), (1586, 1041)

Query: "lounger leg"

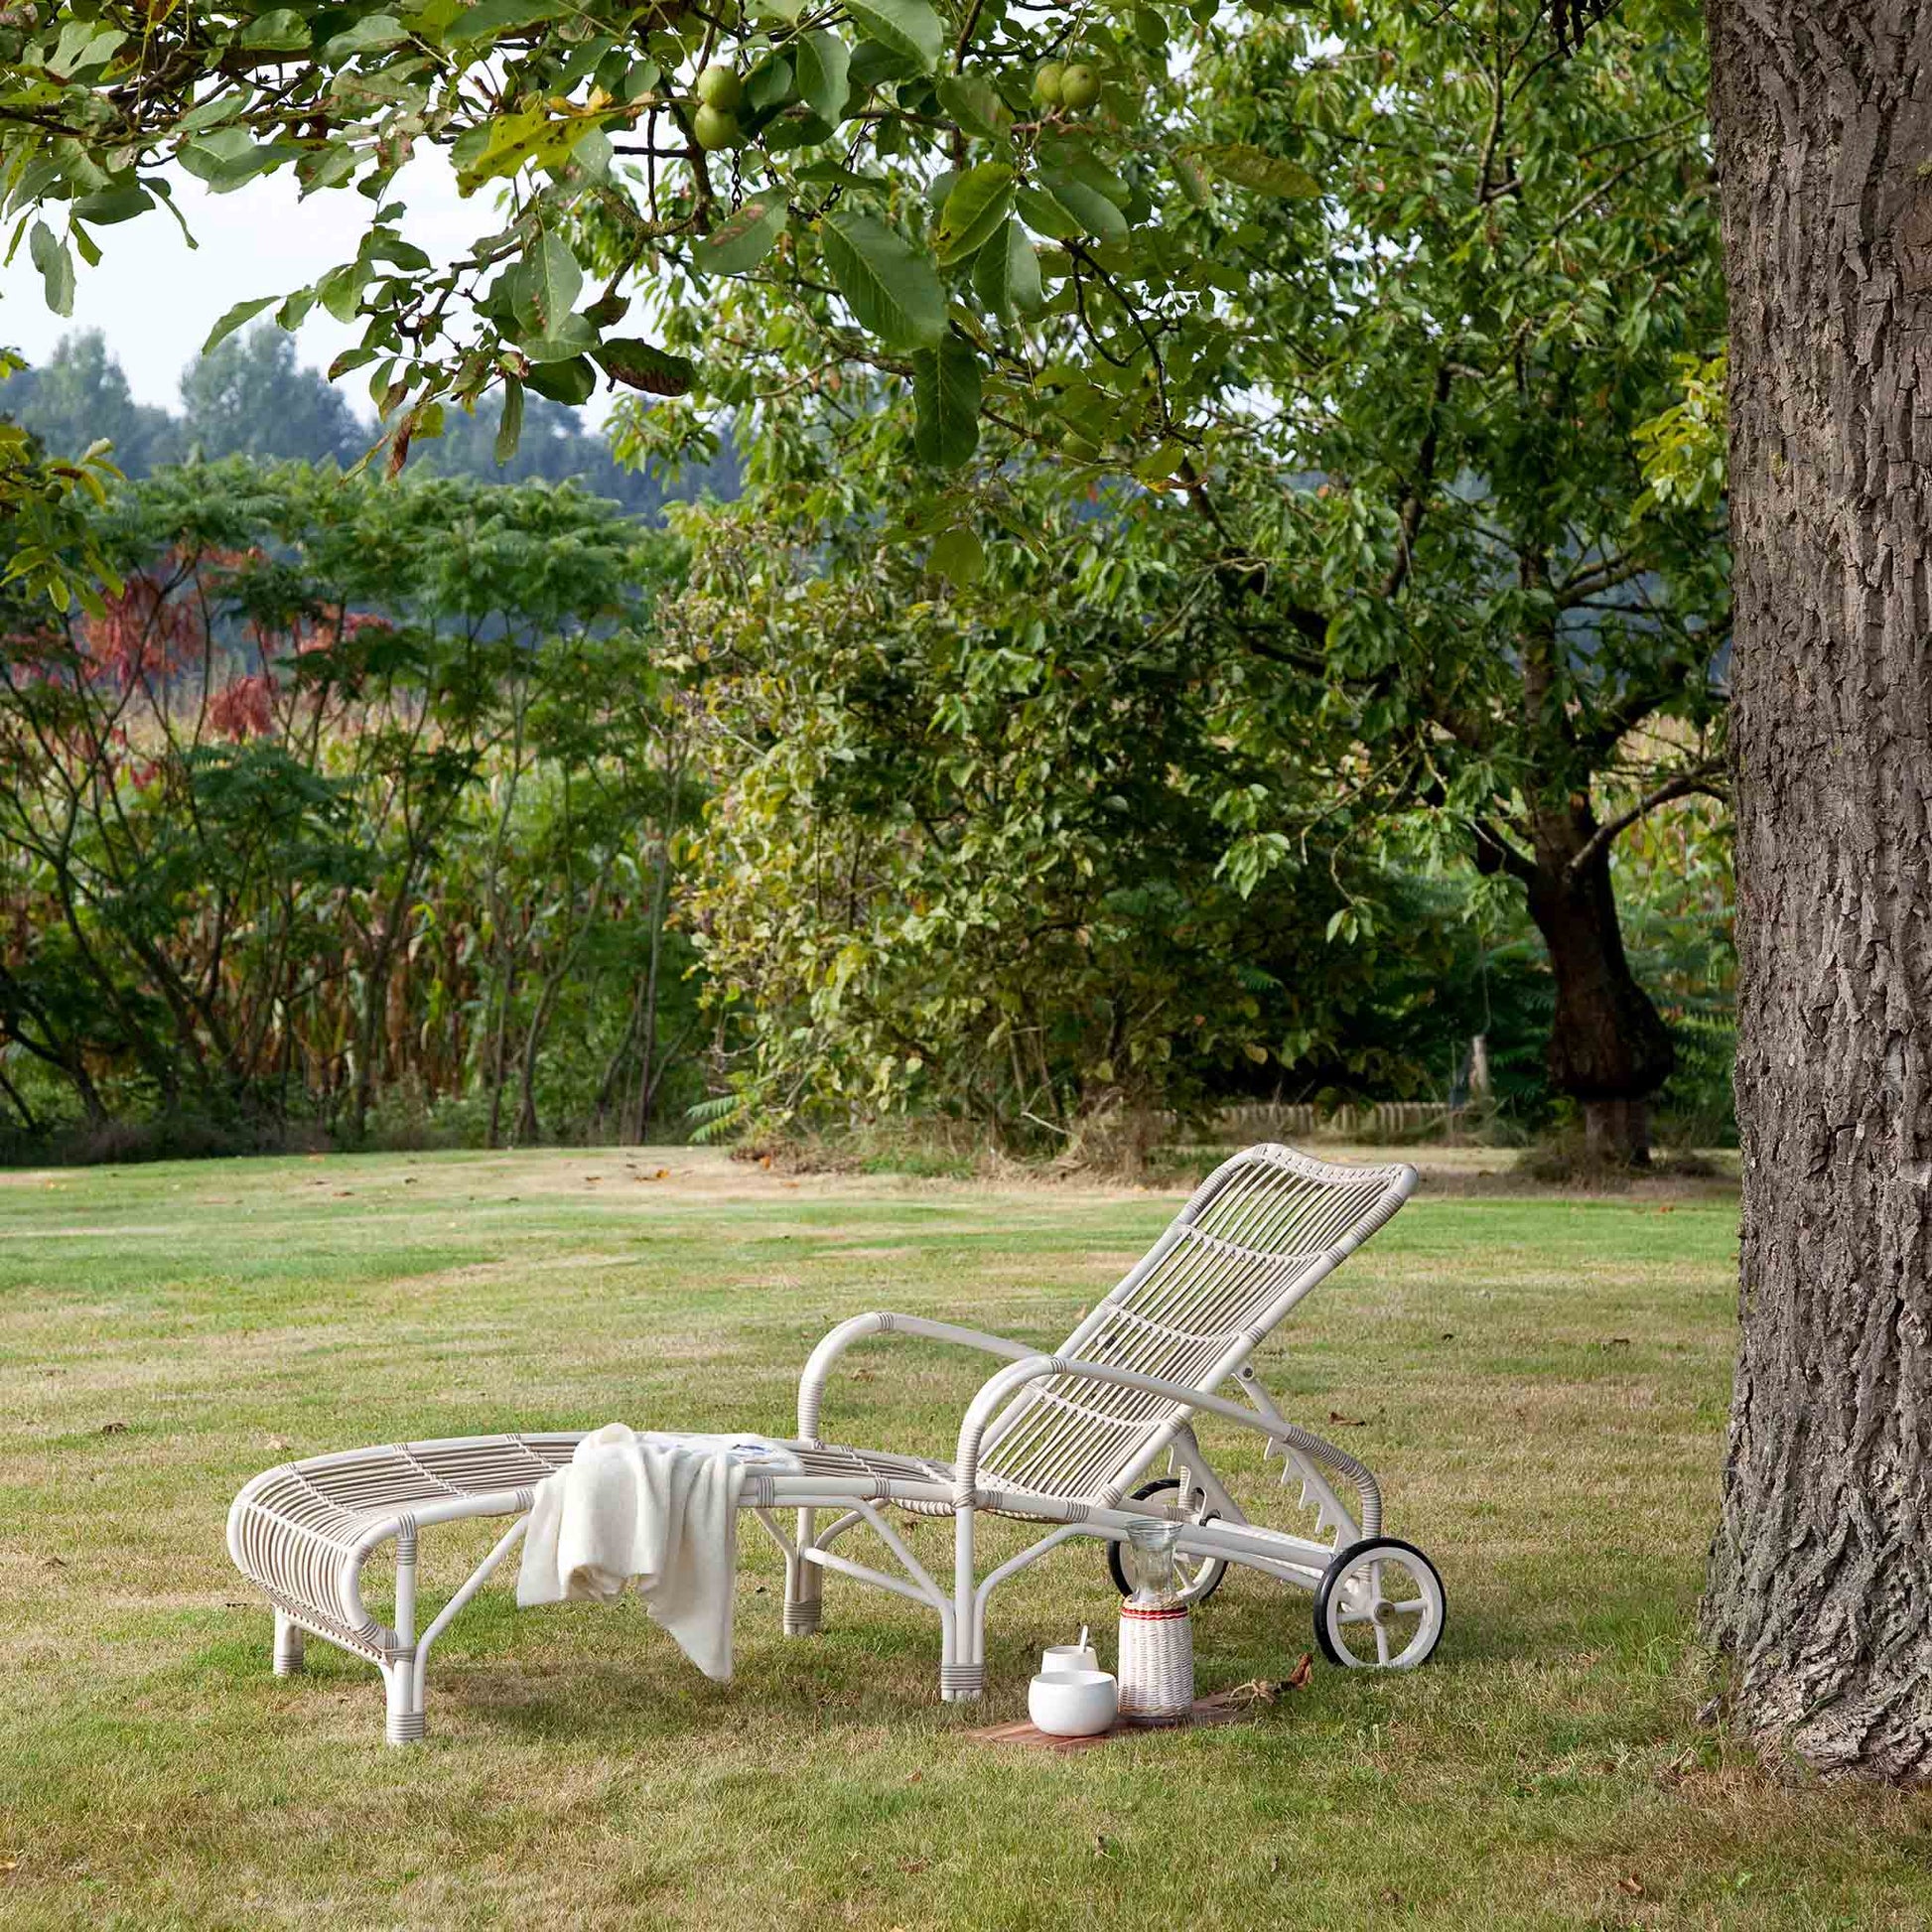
(940, 1508), (984, 1702)
(384, 1520), (426, 1745)
(383, 1659), (425, 1746)
(272, 1609), (305, 1677)
(784, 1506), (823, 1635)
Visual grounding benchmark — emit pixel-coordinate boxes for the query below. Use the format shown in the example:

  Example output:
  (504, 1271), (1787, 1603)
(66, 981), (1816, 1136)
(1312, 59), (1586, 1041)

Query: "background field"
(1, 1150), (1922, 1928)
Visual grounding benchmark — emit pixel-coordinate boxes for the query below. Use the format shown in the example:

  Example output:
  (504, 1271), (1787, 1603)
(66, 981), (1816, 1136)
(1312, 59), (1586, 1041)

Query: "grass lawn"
(1, 1147), (1926, 1929)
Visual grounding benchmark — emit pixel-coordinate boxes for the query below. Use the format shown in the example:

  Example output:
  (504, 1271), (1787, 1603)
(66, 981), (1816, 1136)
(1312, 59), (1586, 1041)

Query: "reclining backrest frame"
(976, 1144), (1416, 1504)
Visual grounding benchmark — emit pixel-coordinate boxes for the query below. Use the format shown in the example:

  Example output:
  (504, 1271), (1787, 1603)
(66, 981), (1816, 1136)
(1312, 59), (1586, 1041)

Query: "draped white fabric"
(515, 1425), (753, 1681)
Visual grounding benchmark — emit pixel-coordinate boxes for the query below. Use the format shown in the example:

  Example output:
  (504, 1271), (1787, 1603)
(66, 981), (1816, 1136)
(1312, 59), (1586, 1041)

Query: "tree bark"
(1702, 0), (1932, 1779)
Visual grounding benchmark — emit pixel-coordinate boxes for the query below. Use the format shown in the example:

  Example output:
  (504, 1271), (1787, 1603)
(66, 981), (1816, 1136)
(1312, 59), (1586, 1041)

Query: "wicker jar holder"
(1117, 1600), (1194, 1725)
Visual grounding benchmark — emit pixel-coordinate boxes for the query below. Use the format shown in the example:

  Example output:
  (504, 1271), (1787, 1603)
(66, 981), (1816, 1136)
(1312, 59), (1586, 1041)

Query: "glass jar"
(1116, 1519), (1194, 1725)
(1120, 1519), (1184, 1607)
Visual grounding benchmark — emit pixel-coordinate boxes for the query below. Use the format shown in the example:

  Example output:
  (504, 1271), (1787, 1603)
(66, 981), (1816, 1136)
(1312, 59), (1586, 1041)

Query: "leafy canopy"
(0, 0), (1279, 480)
(658, 0), (1730, 1129)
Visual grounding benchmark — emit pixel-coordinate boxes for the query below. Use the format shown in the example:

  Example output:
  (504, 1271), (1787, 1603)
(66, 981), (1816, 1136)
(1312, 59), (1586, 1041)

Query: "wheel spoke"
(1337, 1608), (1377, 1625)
(1374, 1620), (1390, 1666)
(1393, 1598), (1428, 1616)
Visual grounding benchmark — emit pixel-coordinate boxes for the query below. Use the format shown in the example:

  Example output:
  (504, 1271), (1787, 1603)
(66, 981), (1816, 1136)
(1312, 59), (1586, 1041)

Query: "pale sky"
(0, 154), (491, 415)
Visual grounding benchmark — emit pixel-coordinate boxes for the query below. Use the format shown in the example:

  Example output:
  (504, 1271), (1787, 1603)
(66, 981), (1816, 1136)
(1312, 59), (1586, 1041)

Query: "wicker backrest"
(976, 1144), (1414, 1504)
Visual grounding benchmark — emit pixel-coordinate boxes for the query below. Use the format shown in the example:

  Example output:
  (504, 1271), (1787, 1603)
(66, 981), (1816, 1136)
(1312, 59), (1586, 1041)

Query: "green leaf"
(594, 339), (696, 395)
(51, 21), (125, 74)
(1132, 443), (1183, 483)
(746, 56), (795, 111)
(297, 143), (358, 194)
(72, 184), (150, 225)
(29, 220), (72, 317)
(51, 20), (96, 69)
(568, 127), (613, 181)
(793, 159), (874, 188)
(1200, 145), (1321, 200)
(1014, 184), (1080, 240)
(523, 354), (596, 405)
(519, 316), (597, 361)
(696, 195), (787, 275)
(453, 106), (582, 194)
(239, 9), (310, 49)
(935, 71), (1008, 141)
(972, 218), (1042, 321)
(819, 211), (946, 348)
(912, 336), (981, 467)
(322, 12), (409, 55)
(315, 261), (364, 324)
(793, 32), (852, 126)
(935, 163), (1014, 266)
(495, 375), (525, 463)
(1057, 153), (1132, 209)
(843, 0), (944, 70)
(180, 127), (252, 168)
(451, 0), (568, 39)
(525, 231), (583, 337)
(929, 524), (985, 585)
(359, 230), (432, 272)
(177, 92), (246, 136)
(761, 108), (836, 152)
(1173, 153), (1213, 208)
(1039, 171), (1129, 241)
(847, 39), (917, 90)
(179, 128), (284, 193)
(204, 296), (277, 353)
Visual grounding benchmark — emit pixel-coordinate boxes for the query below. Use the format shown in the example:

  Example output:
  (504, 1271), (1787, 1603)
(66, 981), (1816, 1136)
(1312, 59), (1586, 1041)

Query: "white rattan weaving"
(227, 1144), (1443, 1743)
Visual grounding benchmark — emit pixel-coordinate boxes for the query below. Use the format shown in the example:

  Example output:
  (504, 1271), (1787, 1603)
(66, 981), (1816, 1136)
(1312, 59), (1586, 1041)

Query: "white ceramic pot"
(1028, 1669), (1119, 1738)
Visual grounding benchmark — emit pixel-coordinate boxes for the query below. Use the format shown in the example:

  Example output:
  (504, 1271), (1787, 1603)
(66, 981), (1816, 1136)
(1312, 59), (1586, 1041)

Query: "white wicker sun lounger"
(228, 1144), (1446, 1743)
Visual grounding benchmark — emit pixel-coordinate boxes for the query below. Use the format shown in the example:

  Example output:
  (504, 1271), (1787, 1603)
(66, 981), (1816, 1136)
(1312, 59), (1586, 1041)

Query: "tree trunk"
(1514, 807), (1676, 1163)
(629, 842), (672, 1144)
(1702, 0), (1932, 1779)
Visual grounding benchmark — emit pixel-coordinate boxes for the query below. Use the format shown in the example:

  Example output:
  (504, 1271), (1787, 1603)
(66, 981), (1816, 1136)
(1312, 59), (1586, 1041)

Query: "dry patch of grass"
(0, 1148), (1916, 1929)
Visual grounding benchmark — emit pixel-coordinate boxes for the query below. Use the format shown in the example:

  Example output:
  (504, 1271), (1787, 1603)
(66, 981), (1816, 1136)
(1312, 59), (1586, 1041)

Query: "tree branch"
(1473, 814), (1538, 885)
(1175, 457), (1330, 649)
(1556, 548), (1648, 606)
(1566, 762), (1728, 881)
(1380, 361), (1455, 601)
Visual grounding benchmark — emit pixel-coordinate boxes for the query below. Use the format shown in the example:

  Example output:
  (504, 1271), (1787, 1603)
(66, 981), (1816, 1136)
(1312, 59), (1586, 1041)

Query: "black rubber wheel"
(1105, 1477), (1229, 1605)
(1312, 1536), (1446, 1670)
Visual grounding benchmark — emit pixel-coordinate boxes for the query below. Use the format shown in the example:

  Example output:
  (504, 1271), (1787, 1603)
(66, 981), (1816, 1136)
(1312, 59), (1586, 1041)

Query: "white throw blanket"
(516, 1424), (777, 1681)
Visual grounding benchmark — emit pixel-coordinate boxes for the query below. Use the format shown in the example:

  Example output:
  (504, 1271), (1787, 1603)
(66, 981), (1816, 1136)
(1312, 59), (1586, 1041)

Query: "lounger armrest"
(796, 1311), (1038, 1443)
(952, 1355), (1382, 1519)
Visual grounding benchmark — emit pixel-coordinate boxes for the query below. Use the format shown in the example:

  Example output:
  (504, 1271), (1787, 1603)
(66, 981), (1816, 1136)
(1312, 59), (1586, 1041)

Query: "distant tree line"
(0, 463), (706, 1158)
(0, 326), (738, 516)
